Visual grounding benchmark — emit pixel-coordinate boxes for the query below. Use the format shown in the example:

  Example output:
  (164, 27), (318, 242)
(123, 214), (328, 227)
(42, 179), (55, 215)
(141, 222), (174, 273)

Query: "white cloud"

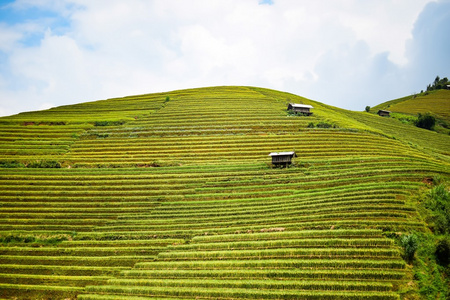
(0, 24), (22, 52)
(0, 0), (444, 116)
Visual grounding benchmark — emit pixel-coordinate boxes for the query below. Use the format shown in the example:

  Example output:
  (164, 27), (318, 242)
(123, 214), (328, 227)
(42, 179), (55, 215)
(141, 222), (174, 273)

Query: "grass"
(371, 90), (450, 121)
(370, 89), (450, 135)
(0, 86), (448, 299)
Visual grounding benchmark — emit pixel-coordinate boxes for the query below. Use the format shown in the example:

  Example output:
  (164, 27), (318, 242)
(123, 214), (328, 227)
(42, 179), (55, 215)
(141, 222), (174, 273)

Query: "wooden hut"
(269, 151), (297, 166)
(287, 103), (313, 115)
(377, 110), (391, 117)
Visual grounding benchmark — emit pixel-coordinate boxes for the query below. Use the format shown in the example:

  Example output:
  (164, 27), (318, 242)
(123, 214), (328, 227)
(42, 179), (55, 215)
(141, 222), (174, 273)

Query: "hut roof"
(290, 103), (314, 109)
(268, 151), (297, 157)
(378, 109), (391, 113)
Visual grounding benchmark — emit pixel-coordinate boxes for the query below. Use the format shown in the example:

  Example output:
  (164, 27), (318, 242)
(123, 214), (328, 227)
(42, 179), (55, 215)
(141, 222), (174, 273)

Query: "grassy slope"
(371, 90), (450, 121)
(0, 86), (449, 300)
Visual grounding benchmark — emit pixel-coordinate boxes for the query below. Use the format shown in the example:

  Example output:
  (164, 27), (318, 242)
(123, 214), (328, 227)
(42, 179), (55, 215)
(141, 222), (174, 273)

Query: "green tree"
(415, 113), (436, 130)
(434, 76), (440, 87)
(365, 106), (370, 112)
(426, 75), (449, 91)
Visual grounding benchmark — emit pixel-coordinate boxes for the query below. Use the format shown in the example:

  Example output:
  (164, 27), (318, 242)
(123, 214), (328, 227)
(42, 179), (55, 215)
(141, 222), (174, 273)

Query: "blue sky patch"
(259, 0), (274, 5)
(1, 1), (56, 25)
(0, 1), (71, 47)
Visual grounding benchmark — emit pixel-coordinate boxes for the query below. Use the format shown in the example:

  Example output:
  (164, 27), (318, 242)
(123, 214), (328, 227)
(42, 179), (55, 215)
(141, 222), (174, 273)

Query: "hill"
(371, 90), (450, 121)
(370, 89), (450, 134)
(0, 86), (449, 299)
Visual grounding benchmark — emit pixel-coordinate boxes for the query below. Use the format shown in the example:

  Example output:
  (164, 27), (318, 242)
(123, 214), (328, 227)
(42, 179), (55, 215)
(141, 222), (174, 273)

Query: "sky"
(0, 0), (449, 117)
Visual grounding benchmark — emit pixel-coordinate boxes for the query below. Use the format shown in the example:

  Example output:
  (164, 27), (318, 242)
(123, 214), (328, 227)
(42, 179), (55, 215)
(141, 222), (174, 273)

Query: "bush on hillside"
(391, 113), (417, 125)
(425, 184), (450, 234)
(365, 106), (370, 112)
(0, 160), (24, 168)
(27, 160), (61, 168)
(0, 234), (69, 245)
(435, 238), (450, 266)
(307, 121), (338, 129)
(401, 233), (419, 263)
(94, 120), (125, 126)
(415, 113), (436, 130)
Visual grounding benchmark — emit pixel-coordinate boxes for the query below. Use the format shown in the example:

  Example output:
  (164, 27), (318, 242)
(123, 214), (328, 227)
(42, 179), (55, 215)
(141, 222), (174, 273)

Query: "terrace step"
(81, 285), (401, 299)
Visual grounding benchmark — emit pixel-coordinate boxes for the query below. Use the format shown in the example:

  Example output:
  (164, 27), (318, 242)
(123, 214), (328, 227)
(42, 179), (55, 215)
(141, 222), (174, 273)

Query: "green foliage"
(94, 120), (125, 126)
(0, 160), (24, 168)
(435, 237), (450, 266)
(87, 132), (109, 139)
(0, 235), (36, 244)
(365, 106), (370, 112)
(0, 233), (70, 245)
(426, 75), (449, 91)
(27, 160), (61, 168)
(307, 121), (338, 128)
(410, 232), (450, 300)
(412, 181), (450, 299)
(390, 113), (417, 125)
(401, 233), (419, 263)
(415, 113), (436, 130)
(425, 184), (450, 234)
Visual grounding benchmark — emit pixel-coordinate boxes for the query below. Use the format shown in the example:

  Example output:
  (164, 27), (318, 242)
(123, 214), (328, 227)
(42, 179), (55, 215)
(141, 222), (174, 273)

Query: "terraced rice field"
(0, 86), (449, 299)
(371, 89), (450, 120)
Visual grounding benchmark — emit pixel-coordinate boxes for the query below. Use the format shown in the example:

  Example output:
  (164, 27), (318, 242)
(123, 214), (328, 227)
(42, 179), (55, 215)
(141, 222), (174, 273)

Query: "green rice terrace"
(0, 86), (449, 299)
(370, 89), (450, 135)
(371, 89), (450, 121)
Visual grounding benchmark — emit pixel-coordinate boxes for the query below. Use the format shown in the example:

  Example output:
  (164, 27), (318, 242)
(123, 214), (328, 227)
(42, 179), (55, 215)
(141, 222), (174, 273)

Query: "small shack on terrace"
(287, 103), (314, 115)
(377, 110), (391, 117)
(269, 151), (297, 166)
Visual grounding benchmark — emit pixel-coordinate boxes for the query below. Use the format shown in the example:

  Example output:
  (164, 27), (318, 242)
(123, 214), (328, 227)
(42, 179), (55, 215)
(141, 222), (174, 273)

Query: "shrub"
(415, 113), (436, 130)
(426, 184), (450, 234)
(0, 234), (69, 245)
(94, 120), (125, 126)
(89, 133), (109, 138)
(401, 233), (419, 263)
(316, 122), (334, 128)
(0, 235), (35, 243)
(365, 106), (370, 112)
(27, 160), (61, 168)
(307, 122), (337, 129)
(0, 160), (24, 168)
(435, 238), (450, 266)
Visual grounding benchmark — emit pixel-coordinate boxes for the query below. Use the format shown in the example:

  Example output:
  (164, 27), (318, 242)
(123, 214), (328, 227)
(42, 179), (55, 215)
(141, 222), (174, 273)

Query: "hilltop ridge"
(1, 86), (448, 164)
